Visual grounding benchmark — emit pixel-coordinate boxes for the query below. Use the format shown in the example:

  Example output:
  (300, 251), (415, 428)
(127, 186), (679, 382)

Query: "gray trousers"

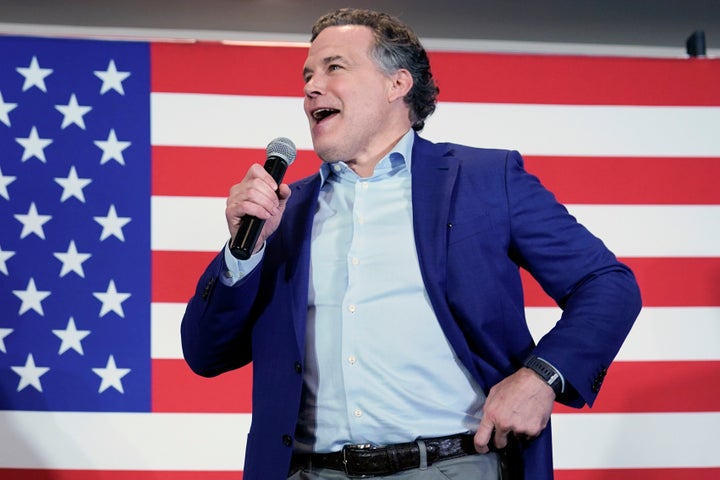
(288, 449), (500, 480)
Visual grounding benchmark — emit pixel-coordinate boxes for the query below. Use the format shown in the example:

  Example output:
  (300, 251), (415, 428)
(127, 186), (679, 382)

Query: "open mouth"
(312, 108), (340, 123)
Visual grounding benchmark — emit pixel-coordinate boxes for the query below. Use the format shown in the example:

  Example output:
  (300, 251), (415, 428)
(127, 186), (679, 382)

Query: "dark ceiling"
(1, 0), (718, 55)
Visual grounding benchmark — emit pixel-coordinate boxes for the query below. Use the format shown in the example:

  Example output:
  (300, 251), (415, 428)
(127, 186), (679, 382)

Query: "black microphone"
(230, 137), (297, 260)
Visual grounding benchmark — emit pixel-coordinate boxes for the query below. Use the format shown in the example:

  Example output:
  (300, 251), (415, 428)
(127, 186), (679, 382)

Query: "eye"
(328, 64), (342, 72)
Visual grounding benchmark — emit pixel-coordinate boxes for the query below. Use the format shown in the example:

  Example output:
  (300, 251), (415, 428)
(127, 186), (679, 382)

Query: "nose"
(304, 75), (323, 98)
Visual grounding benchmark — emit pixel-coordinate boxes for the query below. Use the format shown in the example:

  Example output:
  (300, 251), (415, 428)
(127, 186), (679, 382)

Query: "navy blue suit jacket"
(181, 134), (641, 479)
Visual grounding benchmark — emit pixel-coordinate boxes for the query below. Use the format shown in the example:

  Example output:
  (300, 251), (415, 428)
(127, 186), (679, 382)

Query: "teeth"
(312, 108), (338, 121)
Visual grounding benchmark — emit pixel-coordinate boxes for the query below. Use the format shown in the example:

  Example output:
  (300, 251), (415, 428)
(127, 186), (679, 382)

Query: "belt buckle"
(342, 443), (374, 478)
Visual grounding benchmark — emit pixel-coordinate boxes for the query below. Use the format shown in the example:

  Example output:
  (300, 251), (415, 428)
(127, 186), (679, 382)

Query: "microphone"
(230, 137), (297, 260)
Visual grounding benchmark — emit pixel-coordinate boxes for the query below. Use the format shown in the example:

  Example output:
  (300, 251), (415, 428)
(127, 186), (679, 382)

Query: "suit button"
(282, 435), (293, 447)
(294, 362), (302, 374)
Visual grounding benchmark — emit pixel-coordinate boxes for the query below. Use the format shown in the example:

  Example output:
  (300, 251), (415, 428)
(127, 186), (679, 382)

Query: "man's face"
(303, 25), (408, 167)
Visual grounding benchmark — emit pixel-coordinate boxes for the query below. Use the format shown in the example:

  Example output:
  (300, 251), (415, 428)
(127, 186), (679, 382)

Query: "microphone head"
(267, 137), (297, 165)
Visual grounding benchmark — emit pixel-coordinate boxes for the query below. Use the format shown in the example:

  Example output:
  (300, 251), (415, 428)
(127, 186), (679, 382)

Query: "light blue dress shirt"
(223, 130), (486, 453)
(292, 130), (485, 453)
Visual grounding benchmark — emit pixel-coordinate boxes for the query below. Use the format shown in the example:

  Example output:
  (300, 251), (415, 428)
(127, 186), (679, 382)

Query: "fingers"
(225, 164), (290, 242)
(473, 419), (494, 454)
(229, 165), (281, 213)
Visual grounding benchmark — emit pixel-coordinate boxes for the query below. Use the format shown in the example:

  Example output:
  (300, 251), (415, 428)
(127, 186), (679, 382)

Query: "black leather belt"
(290, 433), (479, 477)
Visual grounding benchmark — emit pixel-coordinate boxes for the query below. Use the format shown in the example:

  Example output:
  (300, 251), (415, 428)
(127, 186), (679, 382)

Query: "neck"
(347, 129), (411, 178)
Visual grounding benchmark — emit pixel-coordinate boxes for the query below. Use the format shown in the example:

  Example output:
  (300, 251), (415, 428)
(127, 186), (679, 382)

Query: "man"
(181, 8), (641, 480)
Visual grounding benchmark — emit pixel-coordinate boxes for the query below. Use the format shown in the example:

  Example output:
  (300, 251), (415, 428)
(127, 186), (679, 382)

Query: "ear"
(387, 68), (413, 103)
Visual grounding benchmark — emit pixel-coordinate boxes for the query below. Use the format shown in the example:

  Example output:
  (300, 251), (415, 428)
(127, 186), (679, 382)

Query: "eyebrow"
(303, 55), (346, 78)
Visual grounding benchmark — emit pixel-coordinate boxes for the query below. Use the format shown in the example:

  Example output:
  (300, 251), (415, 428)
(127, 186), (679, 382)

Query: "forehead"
(305, 25), (375, 65)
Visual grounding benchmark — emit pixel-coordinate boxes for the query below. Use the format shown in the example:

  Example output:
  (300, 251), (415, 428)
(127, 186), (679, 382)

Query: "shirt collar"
(319, 129), (415, 185)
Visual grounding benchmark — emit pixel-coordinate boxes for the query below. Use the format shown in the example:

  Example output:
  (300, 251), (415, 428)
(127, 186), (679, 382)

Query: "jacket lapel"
(410, 135), (459, 296)
(279, 174), (322, 355)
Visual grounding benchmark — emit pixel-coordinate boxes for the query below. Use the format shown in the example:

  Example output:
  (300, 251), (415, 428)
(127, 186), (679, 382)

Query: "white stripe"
(151, 196), (229, 251)
(552, 412), (720, 469)
(527, 306), (720, 362)
(151, 196), (720, 257)
(567, 204), (720, 257)
(426, 103), (720, 157)
(151, 93), (310, 149)
(0, 411), (251, 470)
(1, 410), (716, 470)
(151, 93), (720, 156)
(155, 304), (720, 362)
(152, 302), (187, 359)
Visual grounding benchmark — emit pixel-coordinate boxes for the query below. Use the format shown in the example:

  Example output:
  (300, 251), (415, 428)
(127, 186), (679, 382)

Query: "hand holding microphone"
(227, 137), (296, 260)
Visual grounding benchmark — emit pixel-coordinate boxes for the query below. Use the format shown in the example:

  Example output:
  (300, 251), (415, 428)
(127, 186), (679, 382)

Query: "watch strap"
(523, 355), (563, 395)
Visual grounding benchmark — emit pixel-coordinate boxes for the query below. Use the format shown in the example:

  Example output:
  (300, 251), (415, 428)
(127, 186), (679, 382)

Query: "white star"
(92, 279), (131, 318)
(53, 240), (92, 278)
(93, 355), (131, 393)
(52, 317), (91, 355)
(55, 93), (92, 129)
(94, 60), (131, 95)
(11, 354), (50, 392)
(54, 165), (92, 202)
(93, 204), (131, 241)
(0, 166), (17, 200)
(15, 126), (53, 163)
(0, 90), (18, 126)
(0, 328), (13, 353)
(12, 278), (51, 316)
(14, 202), (52, 239)
(16, 56), (53, 93)
(94, 129), (131, 165)
(0, 244), (16, 275)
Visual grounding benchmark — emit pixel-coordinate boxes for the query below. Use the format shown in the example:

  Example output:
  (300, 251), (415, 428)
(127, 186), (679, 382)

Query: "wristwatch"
(523, 356), (563, 395)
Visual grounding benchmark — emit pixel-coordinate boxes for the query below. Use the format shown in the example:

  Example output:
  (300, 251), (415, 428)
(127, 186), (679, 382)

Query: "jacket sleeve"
(180, 249), (262, 377)
(505, 150), (642, 408)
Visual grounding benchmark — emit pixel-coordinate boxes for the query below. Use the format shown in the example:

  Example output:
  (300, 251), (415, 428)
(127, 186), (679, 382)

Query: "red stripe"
(155, 252), (720, 307)
(155, 358), (719, 414)
(524, 156), (720, 205)
(151, 42), (307, 96)
(0, 470), (242, 480)
(554, 361), (720, 414)
(430, 52), (720, 106)
(151, 42), (720, 105)
(555, 468), (720, 480)
(153, 146), (720, 205)
(152, 250), (216, 303)
(151, 146), (321, 197)
(521, 257), (720, 307)
(626, 258), (720, 307)
(152, 359), (252, 413)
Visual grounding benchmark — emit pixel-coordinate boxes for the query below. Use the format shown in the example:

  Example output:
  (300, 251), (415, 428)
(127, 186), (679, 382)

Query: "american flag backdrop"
(0, 33), (718, 479)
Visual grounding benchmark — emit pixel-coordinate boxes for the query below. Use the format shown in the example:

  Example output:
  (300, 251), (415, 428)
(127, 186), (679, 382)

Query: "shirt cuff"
(220, 240), (264, 286)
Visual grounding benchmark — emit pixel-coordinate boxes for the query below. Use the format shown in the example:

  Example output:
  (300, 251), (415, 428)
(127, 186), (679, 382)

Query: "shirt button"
(351, 257), (360, 266)
(353, 409), (363, 417)
(357, 216), (365, 225)
(282, 434), (293, 446)
(348, 304), (356, 313)
(361, 182), (369, 189)
(348, 355), (357, 365)
(333, 164), (342, 172)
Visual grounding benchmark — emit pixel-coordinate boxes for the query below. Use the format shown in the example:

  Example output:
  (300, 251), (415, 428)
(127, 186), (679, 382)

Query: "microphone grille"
(267, 137), (297, 165)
